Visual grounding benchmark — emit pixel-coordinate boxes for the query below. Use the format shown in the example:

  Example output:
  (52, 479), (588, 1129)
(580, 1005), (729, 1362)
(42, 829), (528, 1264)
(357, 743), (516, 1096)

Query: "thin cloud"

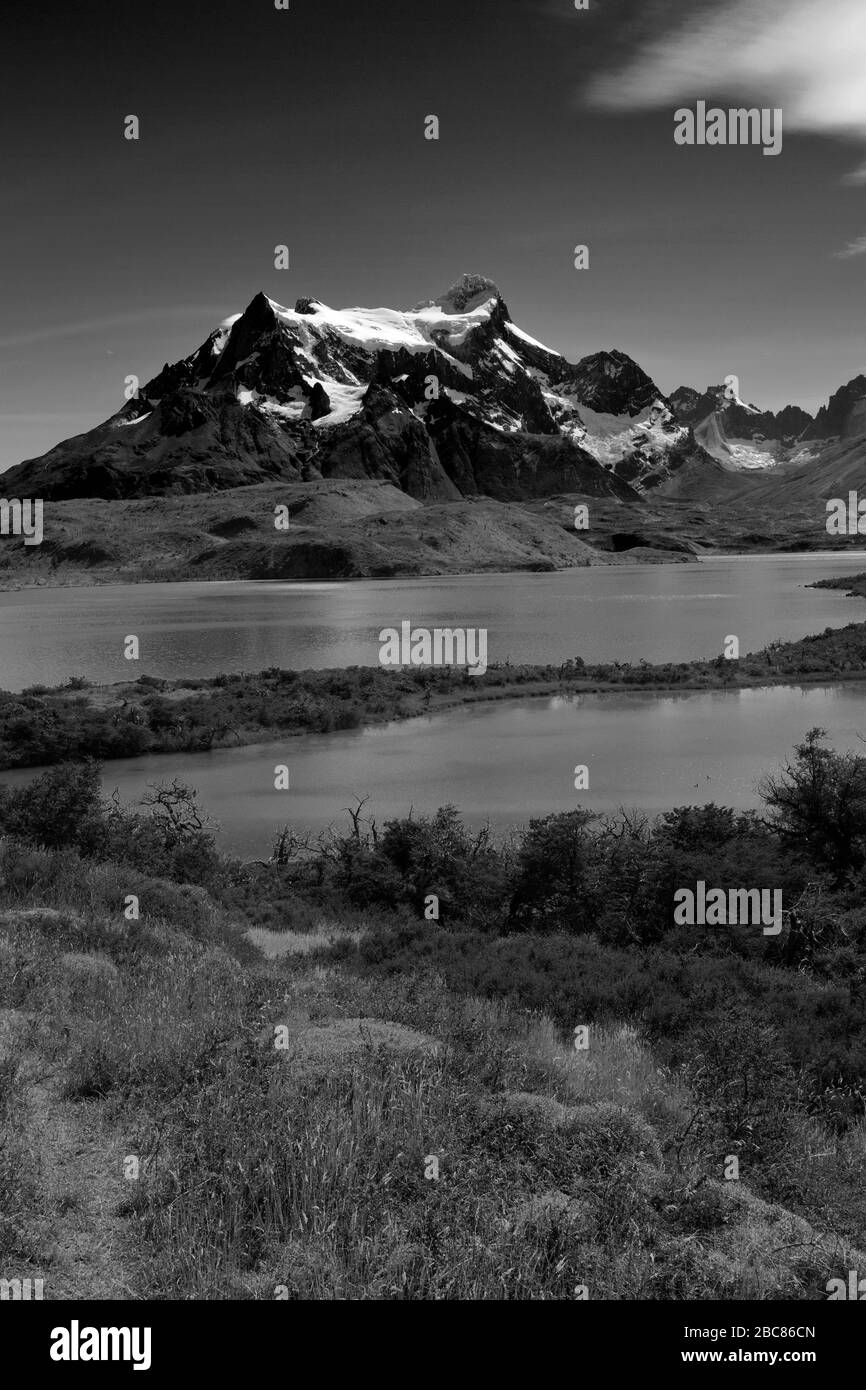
(0, 412), (102, 422)
(0, 305), (230, 351)
(834, 235), (866, 260)
(585, 0), (866, 178)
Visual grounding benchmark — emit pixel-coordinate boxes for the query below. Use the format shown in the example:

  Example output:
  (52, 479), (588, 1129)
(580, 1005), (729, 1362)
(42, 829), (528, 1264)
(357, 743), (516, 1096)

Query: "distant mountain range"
(4, 273), (866, 510)
(668, 377), (866, 474)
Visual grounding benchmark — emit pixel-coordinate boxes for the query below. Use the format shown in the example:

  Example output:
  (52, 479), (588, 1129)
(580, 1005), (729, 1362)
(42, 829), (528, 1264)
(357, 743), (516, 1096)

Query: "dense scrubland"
(5, 619), (866, 770)
(2, 725), (866, 1299)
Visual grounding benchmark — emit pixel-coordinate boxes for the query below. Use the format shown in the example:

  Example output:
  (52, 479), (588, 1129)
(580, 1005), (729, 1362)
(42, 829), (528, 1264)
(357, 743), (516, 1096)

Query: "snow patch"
(504, 320), (557, 355)
(722, 438), (783, 470)
(572, 403), (687, 465)
(115, 412), (152, 427)
(264, 294), (486, 376)
(312, 382), (367, 428)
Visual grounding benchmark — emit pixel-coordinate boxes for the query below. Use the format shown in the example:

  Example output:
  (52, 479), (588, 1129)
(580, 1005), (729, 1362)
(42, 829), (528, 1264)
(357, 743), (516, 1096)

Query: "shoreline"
(17, 669), (866, 773)
(4, 543), (866, 593)
(4, 612), (866, 772)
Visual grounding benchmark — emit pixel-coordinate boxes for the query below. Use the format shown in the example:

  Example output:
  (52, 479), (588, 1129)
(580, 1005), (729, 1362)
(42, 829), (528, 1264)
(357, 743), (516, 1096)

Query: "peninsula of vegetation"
(3, 618), (866, 771)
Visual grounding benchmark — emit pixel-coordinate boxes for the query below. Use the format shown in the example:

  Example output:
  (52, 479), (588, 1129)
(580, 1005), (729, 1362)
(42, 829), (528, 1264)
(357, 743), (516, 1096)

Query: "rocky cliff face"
(803, 375), (866, 441)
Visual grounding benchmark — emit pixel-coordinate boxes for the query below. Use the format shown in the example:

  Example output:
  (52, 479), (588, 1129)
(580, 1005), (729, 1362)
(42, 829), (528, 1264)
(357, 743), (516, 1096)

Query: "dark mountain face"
(2, 274), (714, 503)
(558, 350), (663, 416)
(804, 375), (866, 440)
(668, 386), (702, 419)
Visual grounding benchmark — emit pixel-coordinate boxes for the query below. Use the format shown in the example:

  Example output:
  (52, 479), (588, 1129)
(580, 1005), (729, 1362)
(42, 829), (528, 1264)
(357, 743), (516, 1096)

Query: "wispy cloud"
(0, 305), (229, 351)
(833, 235), (866, 259)
(585, 0), (866, 179)
(0, 412), (101, 422)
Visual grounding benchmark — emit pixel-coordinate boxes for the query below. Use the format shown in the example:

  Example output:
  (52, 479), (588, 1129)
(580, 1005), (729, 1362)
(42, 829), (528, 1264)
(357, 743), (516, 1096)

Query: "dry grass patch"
(247, 922), (361, 958)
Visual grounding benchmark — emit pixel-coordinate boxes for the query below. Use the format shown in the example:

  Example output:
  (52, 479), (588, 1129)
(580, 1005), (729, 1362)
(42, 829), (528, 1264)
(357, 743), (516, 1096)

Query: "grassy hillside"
(0, 479), (696, 589)
(2, 746), (866, 1299)
(1, 475), (865, 590)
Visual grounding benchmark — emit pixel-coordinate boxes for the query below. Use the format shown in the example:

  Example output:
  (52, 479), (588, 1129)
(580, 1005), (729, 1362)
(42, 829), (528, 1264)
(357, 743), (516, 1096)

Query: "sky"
(1, 0), (865, 470)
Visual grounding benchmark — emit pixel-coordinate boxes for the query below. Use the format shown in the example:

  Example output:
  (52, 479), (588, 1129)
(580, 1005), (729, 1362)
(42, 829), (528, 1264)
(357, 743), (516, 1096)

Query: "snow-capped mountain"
(2, 275), (708, 503)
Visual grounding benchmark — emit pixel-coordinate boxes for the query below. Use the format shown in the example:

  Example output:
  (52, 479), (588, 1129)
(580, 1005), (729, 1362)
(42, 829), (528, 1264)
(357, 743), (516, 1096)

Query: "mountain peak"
(240, 290), (279, 329)
(294, 296), (325, 315)
(416, 273), (504, 316)
(805, 373), (866, 441)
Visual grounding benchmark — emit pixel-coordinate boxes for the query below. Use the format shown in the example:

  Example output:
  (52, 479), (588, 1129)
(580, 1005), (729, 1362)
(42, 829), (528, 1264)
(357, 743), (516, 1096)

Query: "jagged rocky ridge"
(669, 384), (812, 442)
(669, 378), (866, 473)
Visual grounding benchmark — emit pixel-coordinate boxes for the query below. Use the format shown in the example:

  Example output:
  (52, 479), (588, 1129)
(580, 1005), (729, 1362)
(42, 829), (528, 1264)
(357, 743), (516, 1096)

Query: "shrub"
(0, 761), (106, 853)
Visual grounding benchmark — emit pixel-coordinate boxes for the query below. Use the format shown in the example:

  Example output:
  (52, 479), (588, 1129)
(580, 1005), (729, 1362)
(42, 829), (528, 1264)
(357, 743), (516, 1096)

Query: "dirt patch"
(29, 1086), (136, 1299)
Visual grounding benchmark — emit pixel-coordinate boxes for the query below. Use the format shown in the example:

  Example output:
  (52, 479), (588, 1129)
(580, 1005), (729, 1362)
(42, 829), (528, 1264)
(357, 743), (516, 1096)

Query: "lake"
(0, 552), (864, 692)
(3, 554), (866, 855)
(3, 683), (864, 857)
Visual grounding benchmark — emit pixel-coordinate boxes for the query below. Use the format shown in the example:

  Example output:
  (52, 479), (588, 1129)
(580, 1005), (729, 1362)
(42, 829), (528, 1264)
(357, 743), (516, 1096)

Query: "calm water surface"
(4, 683), (864, 856)
(0, 553), (864, 691)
